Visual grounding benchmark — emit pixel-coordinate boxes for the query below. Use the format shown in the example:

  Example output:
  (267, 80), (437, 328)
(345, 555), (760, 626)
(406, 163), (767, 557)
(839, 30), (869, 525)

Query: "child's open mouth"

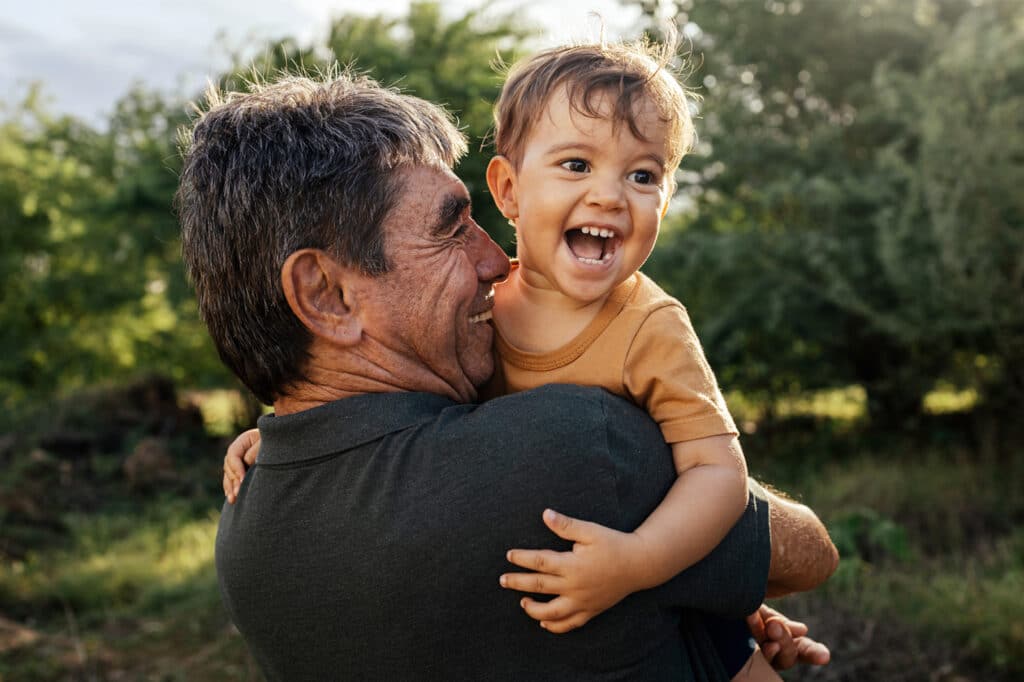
(565, 226), (620, 265)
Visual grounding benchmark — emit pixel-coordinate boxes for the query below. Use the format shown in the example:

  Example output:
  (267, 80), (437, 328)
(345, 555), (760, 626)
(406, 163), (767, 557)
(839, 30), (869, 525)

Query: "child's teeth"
(576, 253), (612, 265)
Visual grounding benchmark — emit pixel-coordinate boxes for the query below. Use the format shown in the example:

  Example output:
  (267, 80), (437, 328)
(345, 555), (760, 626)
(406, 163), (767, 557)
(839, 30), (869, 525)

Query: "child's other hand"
(746, 604), (830, 670)
(500, 508), (646, 633)
(223, 428), (261, 504)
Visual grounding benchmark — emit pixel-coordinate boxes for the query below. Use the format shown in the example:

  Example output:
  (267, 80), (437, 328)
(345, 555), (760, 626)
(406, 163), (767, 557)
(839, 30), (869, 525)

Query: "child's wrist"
(627, 530), (668, 591)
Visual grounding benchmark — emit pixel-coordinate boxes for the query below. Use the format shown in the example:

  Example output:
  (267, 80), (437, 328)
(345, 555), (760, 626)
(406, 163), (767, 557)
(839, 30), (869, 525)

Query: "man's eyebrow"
(432, 194), (471, 236)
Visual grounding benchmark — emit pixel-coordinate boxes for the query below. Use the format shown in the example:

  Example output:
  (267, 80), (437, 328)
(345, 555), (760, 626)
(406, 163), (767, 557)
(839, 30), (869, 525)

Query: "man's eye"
(629, 170), (656, 185)
(560, 159), (589, 173)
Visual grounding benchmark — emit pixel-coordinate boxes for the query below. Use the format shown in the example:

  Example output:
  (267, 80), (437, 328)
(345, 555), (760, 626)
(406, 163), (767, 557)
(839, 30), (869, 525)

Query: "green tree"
(639, 0), (1023, 422)
(0, 88), (229, 416)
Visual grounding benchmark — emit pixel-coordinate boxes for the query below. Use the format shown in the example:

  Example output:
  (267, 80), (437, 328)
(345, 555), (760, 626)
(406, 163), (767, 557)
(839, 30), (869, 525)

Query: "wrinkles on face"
(354, 165), (507, 402)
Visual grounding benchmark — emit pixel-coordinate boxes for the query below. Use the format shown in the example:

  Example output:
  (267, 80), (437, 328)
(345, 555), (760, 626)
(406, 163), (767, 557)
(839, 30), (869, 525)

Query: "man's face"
(362, 165), (510, 401)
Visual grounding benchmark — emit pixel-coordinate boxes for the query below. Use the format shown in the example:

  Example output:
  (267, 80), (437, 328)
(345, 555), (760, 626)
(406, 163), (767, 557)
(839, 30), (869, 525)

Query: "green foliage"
(829, 508), (911, 563)
(0, 88), (231, 415)
(641, 0), (1024, 423)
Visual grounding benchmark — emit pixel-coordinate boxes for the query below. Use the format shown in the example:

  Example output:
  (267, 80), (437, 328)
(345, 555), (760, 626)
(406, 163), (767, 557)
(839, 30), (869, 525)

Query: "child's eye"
(560, 159), (590, 173)
(629, 170), (657, 185)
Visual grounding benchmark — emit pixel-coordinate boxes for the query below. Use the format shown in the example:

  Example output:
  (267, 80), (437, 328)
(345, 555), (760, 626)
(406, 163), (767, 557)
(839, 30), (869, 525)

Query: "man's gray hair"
(176, 72), (468, 404)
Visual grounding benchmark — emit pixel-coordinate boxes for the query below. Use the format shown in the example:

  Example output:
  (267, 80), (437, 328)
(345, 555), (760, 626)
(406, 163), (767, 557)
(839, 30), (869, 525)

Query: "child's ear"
(661, 177), (677, 219)
(280, 249), (362, 347)
(486, 155), (519, 221)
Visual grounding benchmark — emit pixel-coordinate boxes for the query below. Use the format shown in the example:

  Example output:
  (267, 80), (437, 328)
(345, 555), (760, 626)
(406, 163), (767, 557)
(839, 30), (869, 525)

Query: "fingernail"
(543, 509), (556, 522)
(506, 550), (513, 561)
(520, 598), (527, 609)
(500, 575), (507, 587)
(539, 622), (547, 629)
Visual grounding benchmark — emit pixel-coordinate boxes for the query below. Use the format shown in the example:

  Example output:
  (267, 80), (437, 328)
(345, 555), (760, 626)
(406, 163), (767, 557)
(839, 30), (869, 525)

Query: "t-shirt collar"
(256, 392), (455, 466)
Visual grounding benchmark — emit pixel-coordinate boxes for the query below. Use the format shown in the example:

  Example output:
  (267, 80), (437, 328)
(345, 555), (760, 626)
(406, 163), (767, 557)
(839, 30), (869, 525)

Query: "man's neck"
(274, 343), (477, 416)
(273, 383), (360, 416)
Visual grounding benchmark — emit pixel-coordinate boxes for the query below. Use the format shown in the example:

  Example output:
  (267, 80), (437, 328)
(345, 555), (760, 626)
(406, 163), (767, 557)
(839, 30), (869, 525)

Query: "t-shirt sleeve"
(622, 304), (738, 444)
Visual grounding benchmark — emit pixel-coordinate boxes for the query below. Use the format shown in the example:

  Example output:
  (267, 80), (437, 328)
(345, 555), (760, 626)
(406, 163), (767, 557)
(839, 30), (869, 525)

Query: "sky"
(0, 0), (650, 125)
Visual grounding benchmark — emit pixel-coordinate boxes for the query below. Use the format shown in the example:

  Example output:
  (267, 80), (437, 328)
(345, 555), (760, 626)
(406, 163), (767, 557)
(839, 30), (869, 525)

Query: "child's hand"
(223, 428), (261, 504)
(746, 604), (831, 670)
(499, 508), (647, 633)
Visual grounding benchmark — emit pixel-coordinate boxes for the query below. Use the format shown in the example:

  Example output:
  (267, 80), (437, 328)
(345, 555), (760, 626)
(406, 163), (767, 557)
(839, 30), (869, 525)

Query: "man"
(177, 73), (837, 681)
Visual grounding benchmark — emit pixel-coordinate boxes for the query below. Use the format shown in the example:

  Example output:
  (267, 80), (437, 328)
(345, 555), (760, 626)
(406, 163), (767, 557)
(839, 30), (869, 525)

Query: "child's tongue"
(565, 229), (605, 260)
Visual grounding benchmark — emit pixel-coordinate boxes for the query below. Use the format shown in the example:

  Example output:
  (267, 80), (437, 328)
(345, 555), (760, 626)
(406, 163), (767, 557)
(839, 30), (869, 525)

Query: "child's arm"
(501, 434), (748, 633)
(222, 427), (261, 504)
(634, 434), (749, 590)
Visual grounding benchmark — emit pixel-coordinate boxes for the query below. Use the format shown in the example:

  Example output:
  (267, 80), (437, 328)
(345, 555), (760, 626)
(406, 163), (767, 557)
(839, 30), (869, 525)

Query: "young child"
(224, 37), (785, 680)
(481, 38), (778, 680)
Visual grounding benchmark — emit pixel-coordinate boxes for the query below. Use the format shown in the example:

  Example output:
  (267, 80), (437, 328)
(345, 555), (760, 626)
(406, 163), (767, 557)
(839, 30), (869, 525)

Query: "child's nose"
(585, 174), (626, 211)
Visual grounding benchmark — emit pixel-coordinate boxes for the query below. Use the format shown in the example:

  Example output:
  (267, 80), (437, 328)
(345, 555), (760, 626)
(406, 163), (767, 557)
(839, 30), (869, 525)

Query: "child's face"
(495, 86), (672, 304)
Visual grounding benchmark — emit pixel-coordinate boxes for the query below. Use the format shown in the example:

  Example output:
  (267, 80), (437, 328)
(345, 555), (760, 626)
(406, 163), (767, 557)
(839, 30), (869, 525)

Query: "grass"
(0, 498), (255, 681)
(754, 445), (1024, 680)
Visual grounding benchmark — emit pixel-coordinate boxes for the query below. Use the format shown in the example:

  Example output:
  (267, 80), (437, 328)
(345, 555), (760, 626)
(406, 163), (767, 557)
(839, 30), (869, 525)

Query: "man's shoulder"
(457, 384), (665, 455)
(477, 383), (608, 413)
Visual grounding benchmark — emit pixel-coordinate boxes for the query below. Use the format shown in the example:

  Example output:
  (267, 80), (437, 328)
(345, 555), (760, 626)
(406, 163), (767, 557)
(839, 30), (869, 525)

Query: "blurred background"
(1, 0), (1021, 679)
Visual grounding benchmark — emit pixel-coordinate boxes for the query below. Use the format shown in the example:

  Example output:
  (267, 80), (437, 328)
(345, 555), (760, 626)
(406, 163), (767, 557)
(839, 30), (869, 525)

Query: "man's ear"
(486, 155), (519, 221)
(280, 249), (362, 347)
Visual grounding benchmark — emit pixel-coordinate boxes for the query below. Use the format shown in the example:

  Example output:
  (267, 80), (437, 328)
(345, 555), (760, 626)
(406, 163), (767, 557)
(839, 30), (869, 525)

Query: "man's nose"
(469, 222), (511, 283)
(585, 173), (626, 211)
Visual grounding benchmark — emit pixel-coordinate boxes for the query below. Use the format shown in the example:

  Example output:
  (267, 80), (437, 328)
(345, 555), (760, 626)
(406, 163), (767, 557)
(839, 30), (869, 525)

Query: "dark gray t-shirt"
(216, 385), (770, 681)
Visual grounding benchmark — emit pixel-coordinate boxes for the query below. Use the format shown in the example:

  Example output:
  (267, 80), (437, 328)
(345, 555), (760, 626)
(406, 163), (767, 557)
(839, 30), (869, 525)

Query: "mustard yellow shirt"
(489, 268), (737, 444)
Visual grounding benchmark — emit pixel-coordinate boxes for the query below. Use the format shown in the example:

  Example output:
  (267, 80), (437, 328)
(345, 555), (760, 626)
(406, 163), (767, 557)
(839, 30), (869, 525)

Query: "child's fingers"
(224, 451), (246, 479)
(223, 471), (235, 500)
(540, 508), (600, 544)
(518, 595), (575, 623)
(764, 620), (797, 669)
(539, 612), (592, 634)
(227, 427), (259, 452)
(794, 636), (831, 666)
(759, 605), (808, 636)
(505, 548), (566, 574)
(784, 619), (808, 637)
(243, 440), (261, 466)
(499, 571), (565, 595)
(227, 428), (260, 463)
(746, 609), (767, 641)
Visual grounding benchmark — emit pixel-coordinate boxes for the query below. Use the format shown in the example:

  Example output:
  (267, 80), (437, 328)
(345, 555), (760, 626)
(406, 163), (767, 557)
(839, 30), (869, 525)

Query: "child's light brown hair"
(492, 33), (695, 173)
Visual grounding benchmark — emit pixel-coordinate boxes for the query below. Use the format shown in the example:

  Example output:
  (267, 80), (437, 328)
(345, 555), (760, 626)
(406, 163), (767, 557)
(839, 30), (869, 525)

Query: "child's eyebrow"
(431, 194), (471, 237)
(544, 141), (667, 169)
(544, 141), (596, 156)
